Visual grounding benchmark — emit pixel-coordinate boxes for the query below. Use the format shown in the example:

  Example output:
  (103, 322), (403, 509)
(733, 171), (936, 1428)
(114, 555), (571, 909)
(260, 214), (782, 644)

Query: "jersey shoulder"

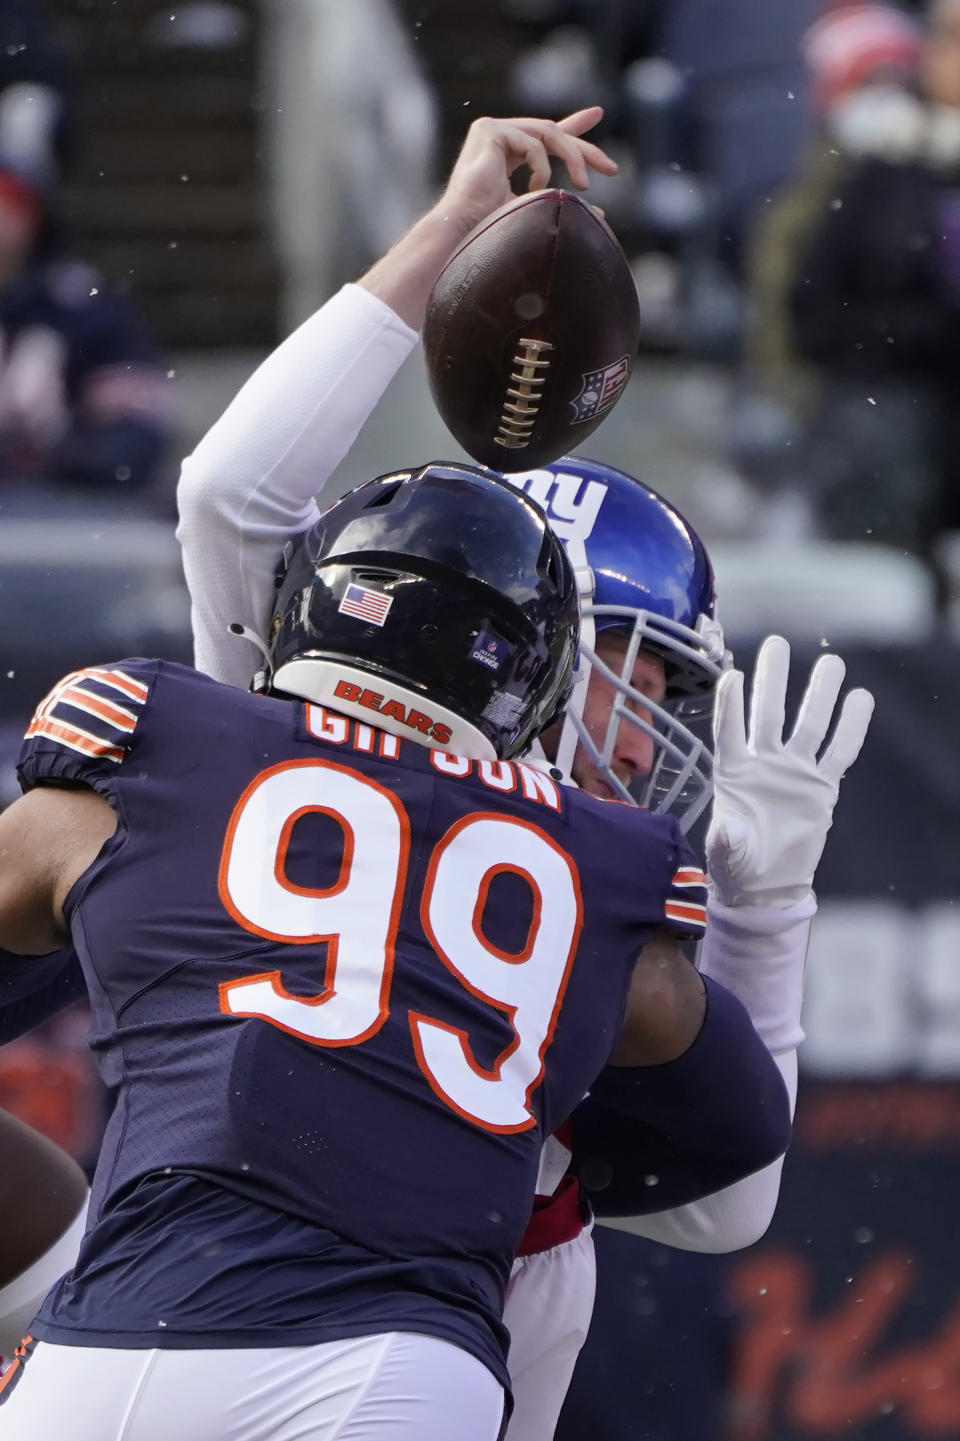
(565, 788), (707, 939)
(16, 658), (232, 795)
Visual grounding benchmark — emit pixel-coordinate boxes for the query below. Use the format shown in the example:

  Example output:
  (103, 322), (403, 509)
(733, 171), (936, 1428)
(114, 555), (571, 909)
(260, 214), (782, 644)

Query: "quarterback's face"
(541, 633), (667, 800)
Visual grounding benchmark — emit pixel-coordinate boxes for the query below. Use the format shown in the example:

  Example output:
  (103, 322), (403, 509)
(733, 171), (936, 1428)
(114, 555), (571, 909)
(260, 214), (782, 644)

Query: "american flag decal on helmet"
(663, 865), (707, 933)
(338, 583), (393, 626)
(25, 667), (149, 763)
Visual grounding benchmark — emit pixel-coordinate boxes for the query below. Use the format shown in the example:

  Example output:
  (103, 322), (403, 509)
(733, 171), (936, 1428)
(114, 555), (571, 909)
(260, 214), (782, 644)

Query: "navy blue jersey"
(16, 659), (703, 1382)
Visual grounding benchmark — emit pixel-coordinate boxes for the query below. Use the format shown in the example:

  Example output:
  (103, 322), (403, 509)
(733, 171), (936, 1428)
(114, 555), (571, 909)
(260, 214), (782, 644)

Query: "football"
(423, 188), (640, 471)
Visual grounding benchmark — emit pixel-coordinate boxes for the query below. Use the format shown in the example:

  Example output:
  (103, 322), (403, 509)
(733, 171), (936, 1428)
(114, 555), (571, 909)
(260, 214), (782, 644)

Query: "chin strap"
(228, 622), (274, 692)
(521, 748), (573, 786)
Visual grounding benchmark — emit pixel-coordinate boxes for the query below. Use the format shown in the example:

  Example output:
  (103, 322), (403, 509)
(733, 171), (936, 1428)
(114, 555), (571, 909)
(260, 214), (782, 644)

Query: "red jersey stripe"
(664, 899), (707, 926)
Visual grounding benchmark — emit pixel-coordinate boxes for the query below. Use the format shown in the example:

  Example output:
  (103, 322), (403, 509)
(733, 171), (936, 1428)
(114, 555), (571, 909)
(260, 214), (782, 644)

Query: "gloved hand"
(705, 635), (874, 908)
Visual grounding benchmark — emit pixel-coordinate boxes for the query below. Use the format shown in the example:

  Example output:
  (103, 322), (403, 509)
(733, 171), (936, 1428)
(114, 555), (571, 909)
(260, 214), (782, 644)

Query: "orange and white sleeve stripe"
(663, 864), (707, 934)
(25, 666), (148, 763)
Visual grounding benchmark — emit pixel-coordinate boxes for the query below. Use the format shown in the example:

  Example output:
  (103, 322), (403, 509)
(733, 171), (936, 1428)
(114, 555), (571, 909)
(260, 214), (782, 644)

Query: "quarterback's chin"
(576, 772), (619, 802)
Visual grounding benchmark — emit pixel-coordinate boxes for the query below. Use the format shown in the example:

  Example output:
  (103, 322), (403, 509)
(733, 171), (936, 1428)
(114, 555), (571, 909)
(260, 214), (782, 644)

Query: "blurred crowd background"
(1, 2), (959, 1438)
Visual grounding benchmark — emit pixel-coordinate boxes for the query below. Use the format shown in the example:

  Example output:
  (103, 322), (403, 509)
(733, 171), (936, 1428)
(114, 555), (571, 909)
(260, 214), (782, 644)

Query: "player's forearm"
(0, 951), (83, 1044)
(176, 285), (417, 686)
(597, 1052), (797, 1252)
(578, 977), (791, 1220)
(697, 893), (814, 1056)
(357, 204), (473, 330)
(571, 1081), (790, 1221)
(588, 901), (810, 1249)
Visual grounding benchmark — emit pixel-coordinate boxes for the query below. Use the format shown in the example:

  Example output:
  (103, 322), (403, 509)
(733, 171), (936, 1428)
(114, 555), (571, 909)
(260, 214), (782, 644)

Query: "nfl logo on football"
(569, 356), (631, 425)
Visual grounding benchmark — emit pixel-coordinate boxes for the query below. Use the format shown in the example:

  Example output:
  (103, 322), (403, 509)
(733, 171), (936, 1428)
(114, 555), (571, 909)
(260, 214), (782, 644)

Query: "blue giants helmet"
(501, 457), (730, 830)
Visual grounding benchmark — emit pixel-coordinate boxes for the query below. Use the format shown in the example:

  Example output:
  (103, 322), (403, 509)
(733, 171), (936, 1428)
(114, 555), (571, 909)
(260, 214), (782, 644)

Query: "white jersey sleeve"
(599, 894), (811, 1252)
(176, 283), (418, 687)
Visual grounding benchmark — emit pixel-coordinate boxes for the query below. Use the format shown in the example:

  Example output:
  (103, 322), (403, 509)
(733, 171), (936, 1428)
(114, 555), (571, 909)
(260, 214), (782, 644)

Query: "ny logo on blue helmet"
(501, 457), (730, 831)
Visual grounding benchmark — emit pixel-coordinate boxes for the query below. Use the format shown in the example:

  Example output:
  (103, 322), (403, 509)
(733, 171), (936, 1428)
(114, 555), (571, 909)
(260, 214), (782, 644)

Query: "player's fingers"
(493, 119), (584, 187)
(555, 111), (619, 175)
(557, 113), (619, 174)
(507, 116), (617, 186)
(786, 653), (846, 759)
(748, 635), (790, 753)
(712, 667), (749, 766)
(818, 687), (875, 786)
(555, 105), (605, 136)
(497, 126), (554, 191)
(576, 138), (619, 176)
(536, 120), (593, 188)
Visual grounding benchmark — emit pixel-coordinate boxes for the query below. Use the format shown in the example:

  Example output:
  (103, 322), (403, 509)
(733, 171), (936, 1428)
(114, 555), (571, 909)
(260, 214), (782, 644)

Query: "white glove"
(705, 635), (875, 908)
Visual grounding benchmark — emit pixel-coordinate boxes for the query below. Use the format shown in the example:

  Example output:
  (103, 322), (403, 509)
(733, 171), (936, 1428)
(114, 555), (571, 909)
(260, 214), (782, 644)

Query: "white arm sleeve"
(176, 283), (418, 687)
(598, 893), (814, 1252)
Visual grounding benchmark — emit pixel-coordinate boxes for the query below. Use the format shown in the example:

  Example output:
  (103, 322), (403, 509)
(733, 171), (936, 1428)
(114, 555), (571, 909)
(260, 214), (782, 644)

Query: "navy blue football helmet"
(501, 457), (729, 830)
(261, 462), (580, 761)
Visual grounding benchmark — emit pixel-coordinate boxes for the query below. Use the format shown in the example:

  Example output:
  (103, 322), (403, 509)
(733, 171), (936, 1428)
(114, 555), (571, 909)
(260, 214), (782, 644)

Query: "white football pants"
(0, 1331), (505, 1441)
(503, 1224), (596, 1441)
